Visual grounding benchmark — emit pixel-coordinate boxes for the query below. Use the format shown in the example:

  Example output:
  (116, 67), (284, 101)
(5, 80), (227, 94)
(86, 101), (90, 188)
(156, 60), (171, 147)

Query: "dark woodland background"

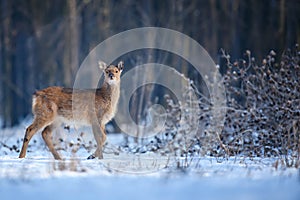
(0, 0), (299, 127)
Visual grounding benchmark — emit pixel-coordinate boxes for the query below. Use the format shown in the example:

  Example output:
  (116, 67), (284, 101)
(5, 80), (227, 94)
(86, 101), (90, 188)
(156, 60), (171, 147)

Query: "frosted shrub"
(221, 46), (299, 166)
(145, 46), (299, 168)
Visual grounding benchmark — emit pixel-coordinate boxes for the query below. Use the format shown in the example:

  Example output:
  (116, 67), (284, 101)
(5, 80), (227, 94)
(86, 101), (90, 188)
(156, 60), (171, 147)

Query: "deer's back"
(32, 86), (112, 125)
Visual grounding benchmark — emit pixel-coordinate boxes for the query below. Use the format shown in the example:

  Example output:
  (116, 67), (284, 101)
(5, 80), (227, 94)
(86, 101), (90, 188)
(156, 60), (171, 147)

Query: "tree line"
(0, 0), (299, 127)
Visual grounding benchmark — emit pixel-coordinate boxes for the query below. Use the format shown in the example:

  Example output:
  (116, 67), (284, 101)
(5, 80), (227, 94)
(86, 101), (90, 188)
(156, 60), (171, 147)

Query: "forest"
(0, 0), (299, 127)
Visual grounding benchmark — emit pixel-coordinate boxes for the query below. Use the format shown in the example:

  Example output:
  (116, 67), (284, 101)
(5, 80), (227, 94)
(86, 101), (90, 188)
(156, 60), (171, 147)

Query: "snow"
(1, 174), (299, 200)
(0, 122), (299, 200)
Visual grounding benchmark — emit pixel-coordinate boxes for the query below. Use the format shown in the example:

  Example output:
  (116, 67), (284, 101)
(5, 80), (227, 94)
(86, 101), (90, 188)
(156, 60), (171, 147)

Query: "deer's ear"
(98, 61), (107, 70)
(118, 61), (124, 72)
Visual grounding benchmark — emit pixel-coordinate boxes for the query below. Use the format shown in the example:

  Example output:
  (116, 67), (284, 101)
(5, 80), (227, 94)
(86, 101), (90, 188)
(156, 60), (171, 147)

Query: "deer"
(18, 61), (124, 160)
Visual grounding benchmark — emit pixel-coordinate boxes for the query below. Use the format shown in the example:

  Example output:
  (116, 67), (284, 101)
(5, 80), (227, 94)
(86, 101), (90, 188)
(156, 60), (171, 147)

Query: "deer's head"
(99, 61), (124, 85)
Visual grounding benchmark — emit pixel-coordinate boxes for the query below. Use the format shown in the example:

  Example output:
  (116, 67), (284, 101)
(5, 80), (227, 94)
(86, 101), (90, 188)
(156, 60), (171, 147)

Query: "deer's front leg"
(88, 123), (106, 159)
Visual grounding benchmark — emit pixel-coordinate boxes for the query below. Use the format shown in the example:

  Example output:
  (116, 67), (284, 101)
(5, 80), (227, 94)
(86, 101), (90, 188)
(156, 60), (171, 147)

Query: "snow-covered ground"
(0, 121), (299, 200)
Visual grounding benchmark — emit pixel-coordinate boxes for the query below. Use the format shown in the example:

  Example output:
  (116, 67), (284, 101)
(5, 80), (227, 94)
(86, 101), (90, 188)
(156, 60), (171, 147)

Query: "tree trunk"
(1, 0), (14, 127)
(64, 0), (79, 87)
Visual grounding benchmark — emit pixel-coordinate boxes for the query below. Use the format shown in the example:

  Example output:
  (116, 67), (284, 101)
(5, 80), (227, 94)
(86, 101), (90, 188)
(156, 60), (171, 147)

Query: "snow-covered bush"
(140, 46), (300, 168)
(220, 46), (299, 166)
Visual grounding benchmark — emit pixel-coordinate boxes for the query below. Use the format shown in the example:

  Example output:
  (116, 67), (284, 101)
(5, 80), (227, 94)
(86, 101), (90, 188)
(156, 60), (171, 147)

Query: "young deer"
(19, 61), (124, 160)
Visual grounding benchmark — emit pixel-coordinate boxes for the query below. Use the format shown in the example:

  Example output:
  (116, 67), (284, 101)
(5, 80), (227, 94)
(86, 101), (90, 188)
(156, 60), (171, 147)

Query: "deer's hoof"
(87, 154), (96, 159)
(87, 154), (103, 160)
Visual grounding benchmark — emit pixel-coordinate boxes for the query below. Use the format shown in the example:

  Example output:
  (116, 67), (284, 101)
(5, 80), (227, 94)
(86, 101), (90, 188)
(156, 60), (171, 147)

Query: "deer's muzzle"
(109, 73), (114, 79)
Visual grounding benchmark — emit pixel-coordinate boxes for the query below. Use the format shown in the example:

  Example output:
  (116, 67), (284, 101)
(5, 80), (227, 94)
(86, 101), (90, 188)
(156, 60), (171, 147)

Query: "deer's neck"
(101, 82), (120, 110)
(109, 82), (120, 108)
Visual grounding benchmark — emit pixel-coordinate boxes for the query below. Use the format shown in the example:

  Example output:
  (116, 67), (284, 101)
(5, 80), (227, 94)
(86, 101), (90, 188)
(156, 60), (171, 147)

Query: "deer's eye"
(115, 70), (118, 73)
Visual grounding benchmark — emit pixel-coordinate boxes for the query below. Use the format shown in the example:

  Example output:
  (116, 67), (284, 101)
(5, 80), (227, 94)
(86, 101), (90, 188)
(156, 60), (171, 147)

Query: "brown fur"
(19, 62), (123, 160)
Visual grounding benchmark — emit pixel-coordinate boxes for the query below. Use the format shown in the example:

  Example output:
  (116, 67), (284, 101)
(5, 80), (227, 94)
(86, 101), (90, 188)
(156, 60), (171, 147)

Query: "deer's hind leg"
(19, 118), (53, 158)
(42, 124), (62, 160)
